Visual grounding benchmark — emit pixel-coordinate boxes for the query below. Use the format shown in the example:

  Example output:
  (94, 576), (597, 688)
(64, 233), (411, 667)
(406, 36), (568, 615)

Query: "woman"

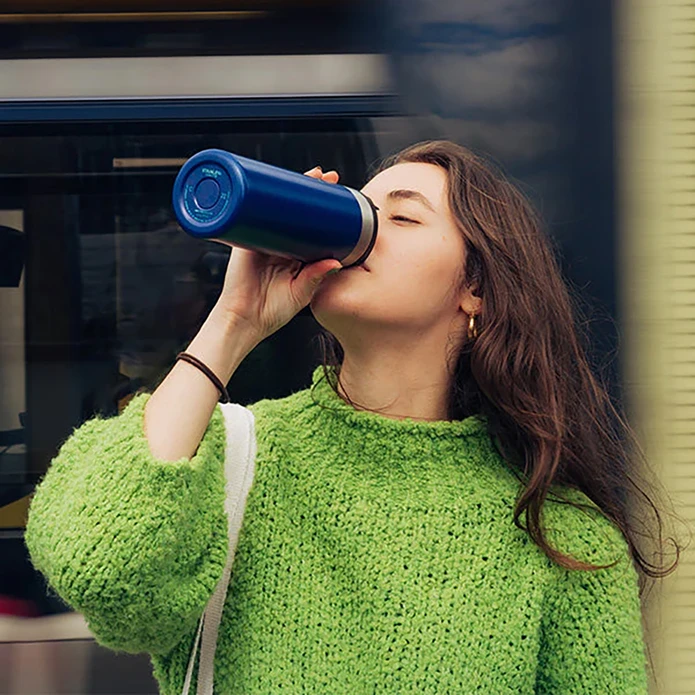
(26, 141), (676, 694)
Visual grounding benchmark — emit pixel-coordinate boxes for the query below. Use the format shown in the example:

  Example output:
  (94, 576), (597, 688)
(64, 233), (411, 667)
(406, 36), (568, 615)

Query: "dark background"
(0, 2), (618, 691)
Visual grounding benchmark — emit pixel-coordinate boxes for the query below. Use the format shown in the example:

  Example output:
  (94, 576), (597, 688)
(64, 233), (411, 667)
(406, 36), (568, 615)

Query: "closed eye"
(390, 215), (420, 224)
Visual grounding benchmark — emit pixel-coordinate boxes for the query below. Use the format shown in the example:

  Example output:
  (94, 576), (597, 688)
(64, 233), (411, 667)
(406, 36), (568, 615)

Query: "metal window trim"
(0, 94), (402, 123)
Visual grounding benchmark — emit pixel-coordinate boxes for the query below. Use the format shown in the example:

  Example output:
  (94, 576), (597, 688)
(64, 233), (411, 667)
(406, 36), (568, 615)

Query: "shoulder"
(542, 486), (631, 568)
(247, 384), (313, 420)
(246, 384), (316, 439)
(455, 453), (629, 569)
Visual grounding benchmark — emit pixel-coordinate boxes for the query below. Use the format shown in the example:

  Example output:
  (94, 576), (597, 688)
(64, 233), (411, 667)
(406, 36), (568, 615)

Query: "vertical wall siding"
(619, 1), (695, 693)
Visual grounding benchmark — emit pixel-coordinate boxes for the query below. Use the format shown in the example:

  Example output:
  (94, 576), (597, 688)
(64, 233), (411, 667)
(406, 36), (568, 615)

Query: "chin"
(310, 285), (365, 327)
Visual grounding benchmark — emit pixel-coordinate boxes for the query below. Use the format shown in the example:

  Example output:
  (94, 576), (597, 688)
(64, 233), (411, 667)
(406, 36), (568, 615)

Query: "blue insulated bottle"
(172, 149), (378, 267)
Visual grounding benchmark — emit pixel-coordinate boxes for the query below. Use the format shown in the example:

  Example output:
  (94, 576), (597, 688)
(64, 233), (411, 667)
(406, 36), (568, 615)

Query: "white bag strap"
(181, 403), (257, 695)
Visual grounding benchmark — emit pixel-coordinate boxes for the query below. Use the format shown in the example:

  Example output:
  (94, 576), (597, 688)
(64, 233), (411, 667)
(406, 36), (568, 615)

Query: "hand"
(213, 166), (343, 341)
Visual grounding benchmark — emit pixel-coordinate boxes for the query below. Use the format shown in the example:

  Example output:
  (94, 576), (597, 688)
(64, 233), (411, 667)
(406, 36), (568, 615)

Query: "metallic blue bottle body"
(172, 149), (378, 267)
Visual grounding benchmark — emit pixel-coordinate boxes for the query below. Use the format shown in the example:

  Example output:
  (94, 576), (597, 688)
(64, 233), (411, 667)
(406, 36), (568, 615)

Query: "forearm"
(144, 306), (260, 462)
(25, 395), (229, 655)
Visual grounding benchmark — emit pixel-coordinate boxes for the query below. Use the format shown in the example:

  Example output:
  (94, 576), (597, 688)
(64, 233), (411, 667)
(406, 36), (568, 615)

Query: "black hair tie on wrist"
(175, 352), (230, 403)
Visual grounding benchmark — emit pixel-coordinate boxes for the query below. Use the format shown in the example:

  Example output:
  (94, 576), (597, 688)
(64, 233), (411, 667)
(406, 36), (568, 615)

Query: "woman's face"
(311, 162), (479, 337)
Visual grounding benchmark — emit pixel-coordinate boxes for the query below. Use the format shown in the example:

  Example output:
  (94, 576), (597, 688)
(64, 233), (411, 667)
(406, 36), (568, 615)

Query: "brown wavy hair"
(318, 139), (682, 588)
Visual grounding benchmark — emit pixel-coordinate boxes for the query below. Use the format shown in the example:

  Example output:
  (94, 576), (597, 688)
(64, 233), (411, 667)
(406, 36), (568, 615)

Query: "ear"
(459, 286), (482, 317)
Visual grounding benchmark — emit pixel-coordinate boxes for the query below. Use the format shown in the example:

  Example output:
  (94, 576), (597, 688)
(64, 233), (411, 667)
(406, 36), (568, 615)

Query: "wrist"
(207, 304), (263, 350)
(185, 308), (261, 385)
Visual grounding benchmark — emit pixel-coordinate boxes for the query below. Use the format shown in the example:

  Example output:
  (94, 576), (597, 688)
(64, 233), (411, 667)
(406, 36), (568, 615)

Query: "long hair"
(319, 140), (682, 587)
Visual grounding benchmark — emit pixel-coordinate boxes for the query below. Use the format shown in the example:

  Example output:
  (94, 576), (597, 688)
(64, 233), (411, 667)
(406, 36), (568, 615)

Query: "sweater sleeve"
(535, 516), (648, 694)
(24, 393), (229, 656)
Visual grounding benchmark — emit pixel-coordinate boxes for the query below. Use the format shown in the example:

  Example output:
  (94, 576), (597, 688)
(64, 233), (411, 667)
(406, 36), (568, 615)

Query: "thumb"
(292, 259), (342, 306)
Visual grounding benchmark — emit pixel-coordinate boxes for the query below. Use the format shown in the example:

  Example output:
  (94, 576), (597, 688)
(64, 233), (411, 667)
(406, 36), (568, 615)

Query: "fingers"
(303, 166), (340, 184)
(291, 258), (343, 307)
(304, 258), (343, 287)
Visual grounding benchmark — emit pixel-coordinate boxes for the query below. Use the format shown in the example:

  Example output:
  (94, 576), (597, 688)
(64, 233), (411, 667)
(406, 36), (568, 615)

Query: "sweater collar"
(308, 366), (490, 440)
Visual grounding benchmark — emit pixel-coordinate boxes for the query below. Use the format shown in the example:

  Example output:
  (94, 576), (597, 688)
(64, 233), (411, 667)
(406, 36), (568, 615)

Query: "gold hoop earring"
(467, 314), (478, 340)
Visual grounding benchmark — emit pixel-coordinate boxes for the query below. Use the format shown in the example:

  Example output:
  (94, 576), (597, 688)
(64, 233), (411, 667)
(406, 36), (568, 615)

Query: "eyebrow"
(387, 189), (436, 213)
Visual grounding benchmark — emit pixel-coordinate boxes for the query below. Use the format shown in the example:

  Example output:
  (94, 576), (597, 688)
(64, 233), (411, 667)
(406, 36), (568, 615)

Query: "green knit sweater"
(25, 367), (648, 694)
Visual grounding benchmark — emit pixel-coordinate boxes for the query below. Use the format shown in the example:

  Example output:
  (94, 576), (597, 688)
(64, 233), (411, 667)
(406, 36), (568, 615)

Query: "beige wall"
(617, 1), (695, 692)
